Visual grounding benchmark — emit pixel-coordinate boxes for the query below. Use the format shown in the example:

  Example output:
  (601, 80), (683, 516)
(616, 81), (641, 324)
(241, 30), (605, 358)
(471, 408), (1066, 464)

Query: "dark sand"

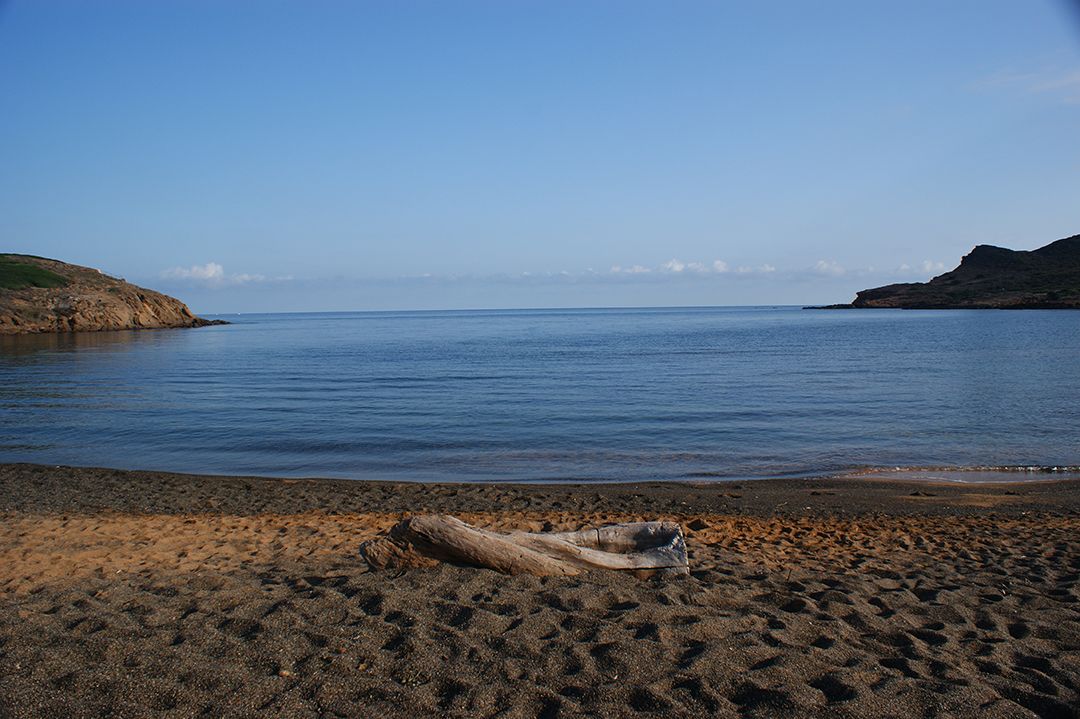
(1, 464), (1078, 718)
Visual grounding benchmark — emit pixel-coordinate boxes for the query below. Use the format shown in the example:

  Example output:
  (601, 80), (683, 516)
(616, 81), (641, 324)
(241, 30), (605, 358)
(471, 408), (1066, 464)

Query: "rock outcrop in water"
(824, 233), (1080, 309)
(0, 254), (225, 334)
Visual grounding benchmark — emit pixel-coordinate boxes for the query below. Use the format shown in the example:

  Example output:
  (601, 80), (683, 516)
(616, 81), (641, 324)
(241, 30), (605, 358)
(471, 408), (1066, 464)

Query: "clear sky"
(2, 1), (1078, 312)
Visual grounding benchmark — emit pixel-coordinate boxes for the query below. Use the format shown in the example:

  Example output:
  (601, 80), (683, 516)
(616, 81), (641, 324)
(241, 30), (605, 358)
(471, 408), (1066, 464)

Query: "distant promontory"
(821, 233), (1080, 309)
(0, 254), (225, 334)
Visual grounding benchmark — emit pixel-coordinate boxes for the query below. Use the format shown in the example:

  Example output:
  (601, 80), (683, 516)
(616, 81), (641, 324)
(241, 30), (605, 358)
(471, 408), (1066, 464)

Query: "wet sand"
(1, 463), (1078, 718)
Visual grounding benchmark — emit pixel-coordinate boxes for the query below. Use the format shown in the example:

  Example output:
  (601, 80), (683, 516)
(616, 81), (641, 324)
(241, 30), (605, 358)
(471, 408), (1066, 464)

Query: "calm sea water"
(1, 307), (1078, 482)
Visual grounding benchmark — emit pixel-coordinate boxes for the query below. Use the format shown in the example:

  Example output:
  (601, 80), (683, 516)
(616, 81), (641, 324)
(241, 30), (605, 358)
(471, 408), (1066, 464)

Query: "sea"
(1, 306), (1078, 483)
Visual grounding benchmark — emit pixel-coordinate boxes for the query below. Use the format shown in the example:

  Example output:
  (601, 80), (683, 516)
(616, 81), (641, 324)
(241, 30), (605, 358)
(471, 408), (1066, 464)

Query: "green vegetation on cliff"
(0, 256), (69, 290)
(0, 254), (224, 333)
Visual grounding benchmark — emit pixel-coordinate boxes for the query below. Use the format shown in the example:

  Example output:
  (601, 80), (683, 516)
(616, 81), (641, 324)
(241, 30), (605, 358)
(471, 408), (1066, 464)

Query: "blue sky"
(2, 1), (1078, 312)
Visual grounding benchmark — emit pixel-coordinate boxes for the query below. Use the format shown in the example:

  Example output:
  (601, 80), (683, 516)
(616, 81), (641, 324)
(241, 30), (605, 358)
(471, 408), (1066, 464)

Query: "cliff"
(0, 254), (225, 334)
(836, 234), (1080, 309)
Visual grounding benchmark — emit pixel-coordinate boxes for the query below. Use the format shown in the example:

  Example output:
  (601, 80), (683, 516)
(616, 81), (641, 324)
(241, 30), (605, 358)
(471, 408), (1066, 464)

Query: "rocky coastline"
(0, 254), (225, 334)
(816, 233), (1080, 310)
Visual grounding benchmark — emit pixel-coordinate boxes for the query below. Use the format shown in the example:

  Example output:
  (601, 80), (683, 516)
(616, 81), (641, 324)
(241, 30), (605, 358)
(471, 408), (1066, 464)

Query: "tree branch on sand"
(360, 515), (689, 577)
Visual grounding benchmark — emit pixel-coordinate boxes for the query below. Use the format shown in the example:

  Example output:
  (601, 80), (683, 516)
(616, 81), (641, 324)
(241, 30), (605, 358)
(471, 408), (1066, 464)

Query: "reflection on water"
(0, 327), (182, 359)
(1, 308), (1079, 482)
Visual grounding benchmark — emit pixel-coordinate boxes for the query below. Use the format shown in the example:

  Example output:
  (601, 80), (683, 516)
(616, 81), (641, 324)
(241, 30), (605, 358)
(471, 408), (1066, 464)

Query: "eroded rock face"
(0, 254), (225, 334)
(835, 234), (1080, 309)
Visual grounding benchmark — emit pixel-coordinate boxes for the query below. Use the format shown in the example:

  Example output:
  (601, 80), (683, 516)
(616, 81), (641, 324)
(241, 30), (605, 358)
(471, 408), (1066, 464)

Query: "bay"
(2, 306), (1078, 482)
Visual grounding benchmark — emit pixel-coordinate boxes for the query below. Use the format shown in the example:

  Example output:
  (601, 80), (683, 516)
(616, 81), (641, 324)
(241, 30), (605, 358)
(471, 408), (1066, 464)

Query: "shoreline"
(2, 464), (1078, 718)
(4, 462), (1080, 517)
(3, 460), (1079, 490)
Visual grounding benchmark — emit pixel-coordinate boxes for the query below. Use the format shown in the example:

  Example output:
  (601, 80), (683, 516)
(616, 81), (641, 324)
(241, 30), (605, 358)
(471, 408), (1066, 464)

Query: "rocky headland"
(822, 233), (1080, 309)
(0, 254), (225, 334)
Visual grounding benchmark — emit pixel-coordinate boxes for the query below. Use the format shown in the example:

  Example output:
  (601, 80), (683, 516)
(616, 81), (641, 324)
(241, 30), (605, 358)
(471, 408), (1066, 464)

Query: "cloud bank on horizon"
(152, 254), (955, 313)
(161, 262), (291, 286)
(160, 255), (947, 286)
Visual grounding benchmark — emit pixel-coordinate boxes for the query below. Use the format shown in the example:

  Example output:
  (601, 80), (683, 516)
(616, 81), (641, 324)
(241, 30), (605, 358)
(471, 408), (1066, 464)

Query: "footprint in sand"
(810, 674), (858, 703)
(1007, 622), (1031, 639)
(749, 655), (782, 671)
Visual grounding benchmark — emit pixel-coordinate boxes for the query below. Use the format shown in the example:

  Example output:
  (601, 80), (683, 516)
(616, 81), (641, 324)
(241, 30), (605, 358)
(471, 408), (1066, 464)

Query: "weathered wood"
(360, 515), (689, 577)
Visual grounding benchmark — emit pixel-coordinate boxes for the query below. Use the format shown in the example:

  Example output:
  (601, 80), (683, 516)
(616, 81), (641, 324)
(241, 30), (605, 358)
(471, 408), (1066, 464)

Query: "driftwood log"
(360, 515), (689, 577)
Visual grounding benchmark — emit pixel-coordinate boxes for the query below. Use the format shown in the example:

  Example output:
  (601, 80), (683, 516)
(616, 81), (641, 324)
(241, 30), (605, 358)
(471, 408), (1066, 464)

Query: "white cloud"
(733, 265), (775, 274)
(614, 259), (733, 275)
(895, 260), (946, 278)
(415, 257), (876, 285)
(161, 262), (284, 286)
(162, 262), (225, 282)
(812, 259), (845, 277)
(1031, 70), (1080, 103)
(977, 66), (1080, 104)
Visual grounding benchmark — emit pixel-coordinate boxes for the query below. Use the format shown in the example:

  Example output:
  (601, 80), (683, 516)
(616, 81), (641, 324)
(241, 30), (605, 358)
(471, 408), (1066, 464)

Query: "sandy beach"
(1, 464), (1078, 718)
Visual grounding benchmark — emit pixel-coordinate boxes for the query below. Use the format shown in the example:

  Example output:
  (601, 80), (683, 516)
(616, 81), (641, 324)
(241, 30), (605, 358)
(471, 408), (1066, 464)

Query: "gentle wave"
(837, 466), (1080, 484)
(1, 307), (1078, 482)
